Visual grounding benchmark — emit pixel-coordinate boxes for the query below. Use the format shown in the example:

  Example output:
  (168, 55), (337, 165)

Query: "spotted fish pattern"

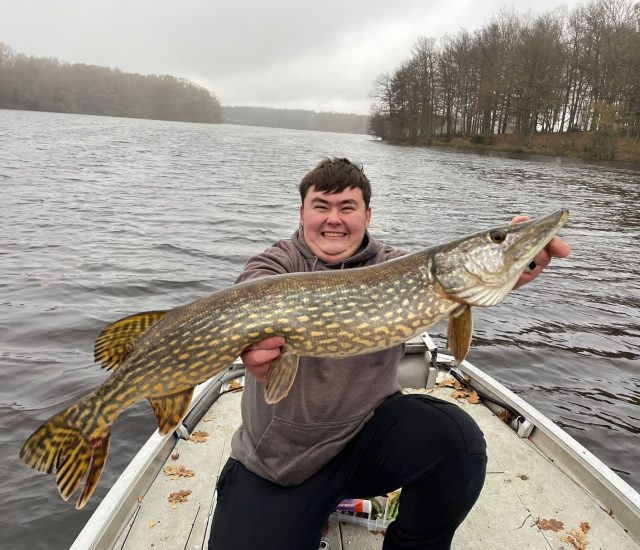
(20, 209), (568, 508)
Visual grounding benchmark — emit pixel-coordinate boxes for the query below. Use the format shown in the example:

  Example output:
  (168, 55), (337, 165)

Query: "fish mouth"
(481, 208), (569, 303)
(507, 209), (569, 265)
(435, 209), (569, 307)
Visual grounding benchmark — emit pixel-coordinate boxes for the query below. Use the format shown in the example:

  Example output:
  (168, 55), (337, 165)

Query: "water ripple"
(1, 109), (639, 549)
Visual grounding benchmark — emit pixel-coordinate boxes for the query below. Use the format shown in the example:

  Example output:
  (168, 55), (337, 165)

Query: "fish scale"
(19, 209), (568, 508)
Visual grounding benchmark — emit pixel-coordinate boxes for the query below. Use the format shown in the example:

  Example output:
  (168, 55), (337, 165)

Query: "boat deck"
(113, 383), (638, 550)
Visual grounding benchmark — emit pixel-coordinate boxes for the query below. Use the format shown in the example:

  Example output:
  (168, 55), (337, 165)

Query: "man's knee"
(396, 394), (485, 453)
(398, 395), (487, 490)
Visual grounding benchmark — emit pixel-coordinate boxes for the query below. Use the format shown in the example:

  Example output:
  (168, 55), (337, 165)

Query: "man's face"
(300, 186), (371, 263)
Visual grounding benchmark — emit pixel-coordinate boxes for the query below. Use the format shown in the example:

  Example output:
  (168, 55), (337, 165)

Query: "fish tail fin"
(76, 429), (110, 509)
(20, 405), (111, 509)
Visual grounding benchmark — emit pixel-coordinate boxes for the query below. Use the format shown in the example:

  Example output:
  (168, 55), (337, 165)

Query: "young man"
(209, 158), (570, 549)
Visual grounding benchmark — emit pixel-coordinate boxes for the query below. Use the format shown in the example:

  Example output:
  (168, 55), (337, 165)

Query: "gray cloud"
(2, 0), (587, 114)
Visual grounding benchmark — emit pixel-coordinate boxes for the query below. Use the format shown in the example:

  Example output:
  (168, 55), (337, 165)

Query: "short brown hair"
(299, 157), (371, 207)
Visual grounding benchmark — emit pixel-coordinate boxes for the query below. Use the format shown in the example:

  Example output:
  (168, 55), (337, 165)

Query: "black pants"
(209, 393), (487, 550)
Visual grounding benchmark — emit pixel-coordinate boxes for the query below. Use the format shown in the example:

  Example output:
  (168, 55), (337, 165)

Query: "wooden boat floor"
(114, 387), (638, 550)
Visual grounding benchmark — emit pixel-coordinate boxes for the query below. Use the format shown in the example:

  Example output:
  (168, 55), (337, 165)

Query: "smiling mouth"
(321, 232), (347, 237)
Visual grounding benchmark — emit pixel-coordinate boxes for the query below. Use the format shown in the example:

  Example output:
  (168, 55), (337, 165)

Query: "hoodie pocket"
(253, 412), (372, 486)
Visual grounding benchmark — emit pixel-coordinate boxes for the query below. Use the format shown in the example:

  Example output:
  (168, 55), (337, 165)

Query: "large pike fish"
(20, 209), (568, 508)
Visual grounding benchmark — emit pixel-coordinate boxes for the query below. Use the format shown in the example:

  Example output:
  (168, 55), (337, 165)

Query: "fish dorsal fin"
(447, 305), (473, 362)
(148, 388), (195, 435)
(264, 348), (299, 405)
(95, 311), (168, 371)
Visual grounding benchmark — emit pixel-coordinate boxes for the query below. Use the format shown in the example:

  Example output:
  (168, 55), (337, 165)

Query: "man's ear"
(299, 205), (304, 226)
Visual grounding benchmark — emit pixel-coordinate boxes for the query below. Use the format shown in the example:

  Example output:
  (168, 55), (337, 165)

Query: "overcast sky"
(2, 0), (588, 115)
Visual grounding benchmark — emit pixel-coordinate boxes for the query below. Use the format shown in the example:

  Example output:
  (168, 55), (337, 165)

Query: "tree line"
(369, 0), (640, 149)
(0, 43), (222, 123)
(223, 105), (369, 134)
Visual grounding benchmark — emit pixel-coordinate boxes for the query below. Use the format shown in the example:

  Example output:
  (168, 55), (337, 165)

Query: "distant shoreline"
(3, 107), (637, 163)
(0, 106), (369, 136)
(381, 132), (640, 165)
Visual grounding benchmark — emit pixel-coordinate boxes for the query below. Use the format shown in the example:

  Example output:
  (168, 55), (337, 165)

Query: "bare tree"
(368, 0), (640, 150)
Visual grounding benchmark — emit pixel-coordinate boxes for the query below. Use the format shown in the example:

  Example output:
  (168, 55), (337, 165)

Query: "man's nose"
(326, 209), (343, 224)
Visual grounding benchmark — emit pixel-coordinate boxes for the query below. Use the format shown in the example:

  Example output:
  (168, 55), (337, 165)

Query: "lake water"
(1, 109), (639, 549)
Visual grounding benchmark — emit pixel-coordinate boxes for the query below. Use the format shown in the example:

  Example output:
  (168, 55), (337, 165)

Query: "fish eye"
(489, 229), (506, 243)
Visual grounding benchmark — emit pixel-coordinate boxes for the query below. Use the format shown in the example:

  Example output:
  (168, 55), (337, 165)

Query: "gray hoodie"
(230, 229), (406, 485)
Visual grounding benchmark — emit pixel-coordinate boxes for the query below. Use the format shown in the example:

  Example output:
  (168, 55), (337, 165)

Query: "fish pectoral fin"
(95, 310), (168, 371)
(447, 305), (473, 362)
(148, 387), (195, 435)
(264, 349), (299, 405)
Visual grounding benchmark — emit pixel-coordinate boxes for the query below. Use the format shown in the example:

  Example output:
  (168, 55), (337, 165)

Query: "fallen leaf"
(535, 518), (564, 532)
(163, 465), (195, 480)
(168, 489), (192, 508)
(467, 390), (480, 404)
(170, 452), (180, 460)
(499, 409), (512, 423)
(189, 430), (209, 443)
(559, 522), (590, 550)
(438, 377), (463, 390)
(202, 415), (214, 422)
(227, 379), (242, 390)
(137, 495), (144, 503)
(148, 520), (157, 528)
(451, 389), (480, 404)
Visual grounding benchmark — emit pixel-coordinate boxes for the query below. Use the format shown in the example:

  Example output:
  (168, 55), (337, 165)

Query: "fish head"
(433, 209), (569, 307)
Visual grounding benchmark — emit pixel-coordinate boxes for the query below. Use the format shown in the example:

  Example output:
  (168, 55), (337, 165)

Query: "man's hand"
(241, 336), (285, 384)
(511, 215), (571, 289)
